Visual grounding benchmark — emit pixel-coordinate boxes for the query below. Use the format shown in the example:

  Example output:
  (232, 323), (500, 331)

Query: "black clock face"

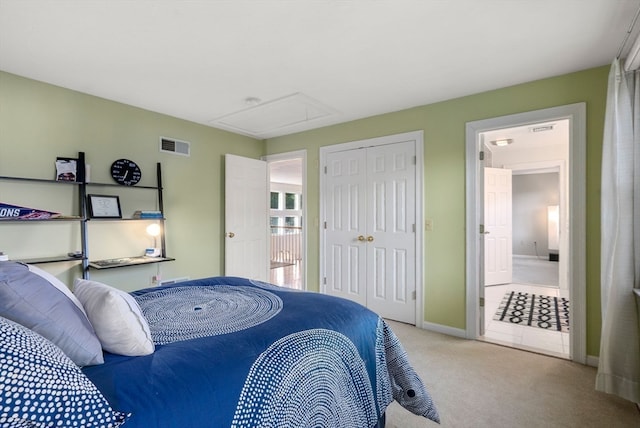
(110, 159), (142, 186)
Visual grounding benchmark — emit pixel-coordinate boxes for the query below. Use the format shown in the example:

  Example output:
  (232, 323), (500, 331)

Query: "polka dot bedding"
(0, 316), (128, 428)
(231, 328), (379, 427)
(82, 277), (440, 427)
(135, 285), (283, 345)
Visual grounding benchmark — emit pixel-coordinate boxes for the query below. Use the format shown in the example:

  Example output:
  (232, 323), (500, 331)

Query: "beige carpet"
(384, 320), (639, 428)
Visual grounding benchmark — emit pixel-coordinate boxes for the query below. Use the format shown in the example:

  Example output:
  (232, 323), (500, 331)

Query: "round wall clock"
(110, 159), (142, 186)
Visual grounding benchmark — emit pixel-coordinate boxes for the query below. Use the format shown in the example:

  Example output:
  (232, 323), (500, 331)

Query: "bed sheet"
(82, 276), (439, 427)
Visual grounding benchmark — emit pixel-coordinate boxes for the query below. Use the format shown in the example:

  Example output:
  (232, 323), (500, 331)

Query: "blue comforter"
(83, 276), (439, 427)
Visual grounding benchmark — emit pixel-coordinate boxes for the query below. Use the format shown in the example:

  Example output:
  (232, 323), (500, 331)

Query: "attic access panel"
(211, 93), (337, 138)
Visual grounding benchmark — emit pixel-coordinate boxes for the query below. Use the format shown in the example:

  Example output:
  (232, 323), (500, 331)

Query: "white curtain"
(596, 58), (640, 403)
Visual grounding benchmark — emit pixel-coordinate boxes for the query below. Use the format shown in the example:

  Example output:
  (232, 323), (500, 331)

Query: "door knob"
(227, 232), (235, 238)
(367, 236), (374, 242)
(357, 235), (366, 242)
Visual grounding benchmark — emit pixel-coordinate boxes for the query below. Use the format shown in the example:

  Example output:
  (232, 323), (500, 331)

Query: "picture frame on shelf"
(87, 194), (122, 218)
(55, 157), (78, 182)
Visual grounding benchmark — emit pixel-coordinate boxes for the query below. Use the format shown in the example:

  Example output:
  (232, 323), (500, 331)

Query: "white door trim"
(320, 130), (424, 326)
(263, 150), (308, 291)
(465, 103), (586, 364)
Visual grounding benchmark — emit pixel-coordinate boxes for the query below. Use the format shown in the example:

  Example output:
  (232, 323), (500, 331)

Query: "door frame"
(263, 150), (308, 291)
(319, 130), (424, 326)
(465, 103), (586, 364)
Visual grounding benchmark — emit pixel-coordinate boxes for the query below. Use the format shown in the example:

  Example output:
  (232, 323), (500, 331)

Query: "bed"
(0, 262), (439, 427)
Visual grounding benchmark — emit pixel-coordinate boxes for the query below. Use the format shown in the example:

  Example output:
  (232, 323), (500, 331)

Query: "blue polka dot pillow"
(0, 316), (129, 427)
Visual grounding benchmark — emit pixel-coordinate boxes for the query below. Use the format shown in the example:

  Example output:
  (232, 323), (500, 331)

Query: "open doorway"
(480, 120), (570, 359)
(264, 151), (307, 290)
(465, 103), (587, 364)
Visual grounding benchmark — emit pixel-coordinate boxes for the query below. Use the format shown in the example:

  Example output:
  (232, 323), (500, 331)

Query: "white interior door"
(324, 149), (368, 306)
(323, 141), (417, 323)
(225, 154), (269, 281)
(365, 142), (416, 323)
(484, 167), (513, 285)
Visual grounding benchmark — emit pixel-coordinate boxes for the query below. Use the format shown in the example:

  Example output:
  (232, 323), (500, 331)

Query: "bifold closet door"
(365, 141), (416, 323)
(324, 141), (416, 323)
(324, 148), (368, 306)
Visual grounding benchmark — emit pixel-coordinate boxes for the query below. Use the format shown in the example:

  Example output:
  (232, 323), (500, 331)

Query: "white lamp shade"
(146, 223), (161, 237)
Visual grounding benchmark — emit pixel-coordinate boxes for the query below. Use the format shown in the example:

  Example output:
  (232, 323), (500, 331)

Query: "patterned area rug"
(493, 291), (569, 332)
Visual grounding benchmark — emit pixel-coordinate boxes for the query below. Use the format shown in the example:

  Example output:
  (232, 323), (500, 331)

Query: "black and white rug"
(493, 291), (569, 333)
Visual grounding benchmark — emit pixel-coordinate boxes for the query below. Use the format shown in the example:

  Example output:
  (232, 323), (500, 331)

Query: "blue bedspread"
(82, 277), (439, 427)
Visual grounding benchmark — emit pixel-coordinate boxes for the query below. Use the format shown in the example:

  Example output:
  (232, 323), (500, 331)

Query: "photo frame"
(87, 194), (122, 218)
(55, 157), (78, 182)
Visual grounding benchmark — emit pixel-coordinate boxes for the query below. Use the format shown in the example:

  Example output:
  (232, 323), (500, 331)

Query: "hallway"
(481, 257), (569, 359)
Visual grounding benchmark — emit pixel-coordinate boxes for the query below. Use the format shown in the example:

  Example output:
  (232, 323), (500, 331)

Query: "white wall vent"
(160, 137), (191, 156)
(158, 276), (190, 286)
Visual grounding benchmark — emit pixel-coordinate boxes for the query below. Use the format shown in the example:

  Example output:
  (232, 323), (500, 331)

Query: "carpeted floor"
(383, 320), (639, 428)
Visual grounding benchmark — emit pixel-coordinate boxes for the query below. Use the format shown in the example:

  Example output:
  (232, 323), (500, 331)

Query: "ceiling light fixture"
(490, 139), (513, 146)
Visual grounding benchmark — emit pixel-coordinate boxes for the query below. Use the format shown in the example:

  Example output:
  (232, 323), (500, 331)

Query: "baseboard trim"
(586, 355), (599, 368)
(421, 321), (468, 338)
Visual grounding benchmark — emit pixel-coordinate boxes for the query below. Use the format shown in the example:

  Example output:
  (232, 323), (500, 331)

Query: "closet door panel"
(324, 149), (367, 305)
(366, 141), (416, 323)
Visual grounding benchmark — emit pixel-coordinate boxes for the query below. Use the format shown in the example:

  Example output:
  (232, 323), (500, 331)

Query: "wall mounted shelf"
(0, 152), (174, 278)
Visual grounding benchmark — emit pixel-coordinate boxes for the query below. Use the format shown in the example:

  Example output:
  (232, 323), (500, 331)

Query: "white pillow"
(74, 279), (155, 356)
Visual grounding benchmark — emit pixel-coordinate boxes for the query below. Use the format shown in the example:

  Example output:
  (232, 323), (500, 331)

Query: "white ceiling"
(1, 0), (639, 139)
(269, 158), (302, 186)
(482, 119), (569, 174)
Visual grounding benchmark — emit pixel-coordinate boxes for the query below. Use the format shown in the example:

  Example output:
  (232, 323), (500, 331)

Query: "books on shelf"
(132, 210), (163, 219)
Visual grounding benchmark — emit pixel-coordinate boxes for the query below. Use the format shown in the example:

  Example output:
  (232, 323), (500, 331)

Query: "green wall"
(265, 65), (609, 357)
(0, 71), (263, 291)
(0, 65), (609, 357)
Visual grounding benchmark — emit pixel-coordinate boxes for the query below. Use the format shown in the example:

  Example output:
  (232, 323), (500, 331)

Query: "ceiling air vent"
(530, 124), (554, 133)
(160, 137), (190, 157)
